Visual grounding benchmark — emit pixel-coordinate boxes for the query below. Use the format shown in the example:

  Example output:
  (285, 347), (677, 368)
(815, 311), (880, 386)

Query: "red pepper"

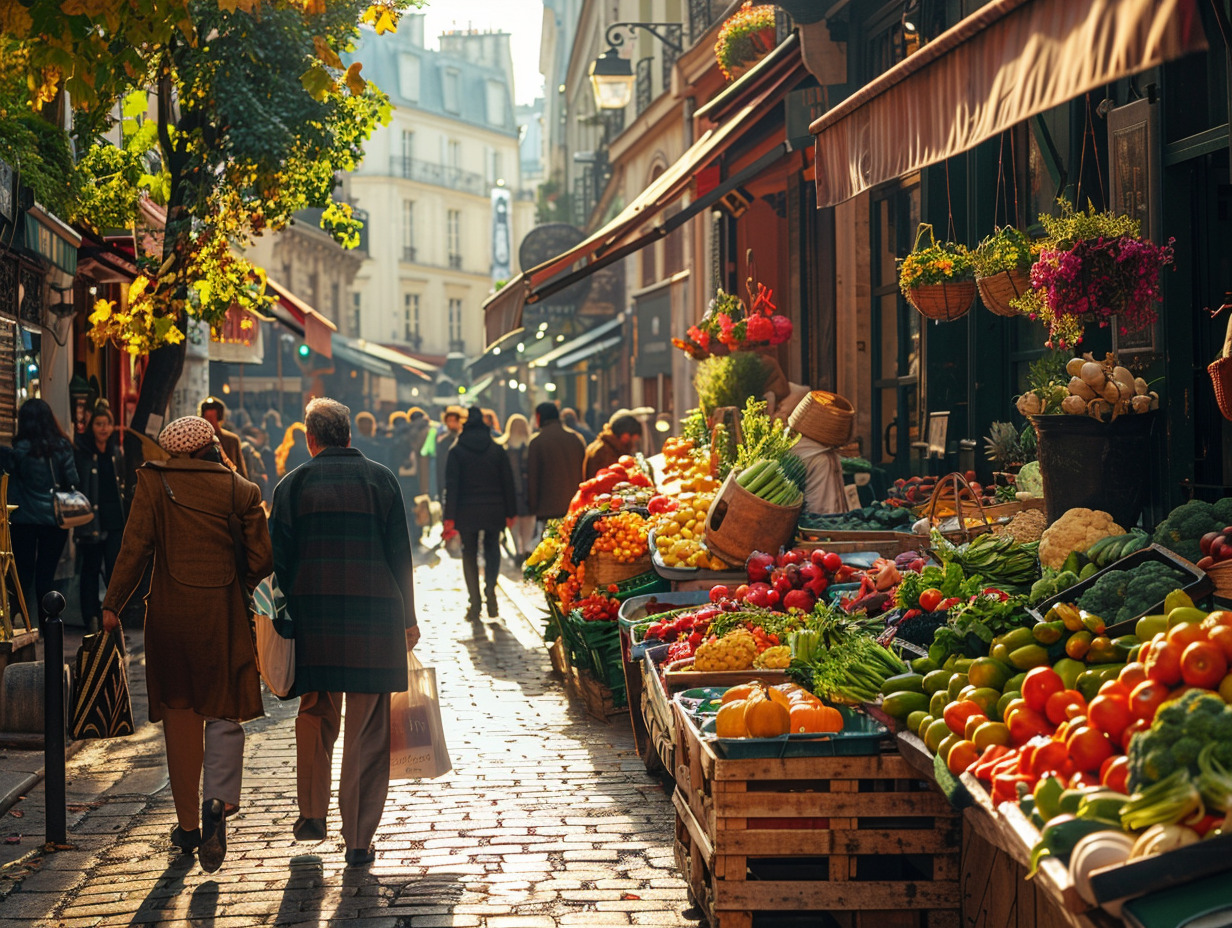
(1192, 814), (1223, 837)
(937, 597), (963, 610)
(992, 773), (1034, 806)
(970, 745), (1012, 780)
(982, 587), (1011, 601)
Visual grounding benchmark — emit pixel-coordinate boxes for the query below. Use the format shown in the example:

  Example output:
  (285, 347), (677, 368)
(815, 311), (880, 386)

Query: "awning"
(23, 204), (80, 277)
(265, 277), (336, 358)
(553, 334), (623, 369)
(330, 335), (435, 380)
(331, 335), (395, 378)
(529, 314), (625, 369)
(341, 338), (437, 378)
(809, 0), (1208, 208)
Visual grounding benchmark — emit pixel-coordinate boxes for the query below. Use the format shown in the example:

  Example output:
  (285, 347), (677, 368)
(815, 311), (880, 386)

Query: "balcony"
(389, 157), (490, 197)
(402, 245), (417, 262)
(448, 254), (463, 270)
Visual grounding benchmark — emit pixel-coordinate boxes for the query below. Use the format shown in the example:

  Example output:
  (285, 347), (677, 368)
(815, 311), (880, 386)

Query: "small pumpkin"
(722, 683), (757, 705)
(716, 699), (750, 738)
(789, 702), (844, 733)
(766, 686), (793, 711)
(743, 686), (790, 737)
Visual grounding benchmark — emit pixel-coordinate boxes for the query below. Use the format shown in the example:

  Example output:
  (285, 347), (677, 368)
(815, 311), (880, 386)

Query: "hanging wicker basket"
(905, 281), (975, 322)
(788, 390), (855, 447)
(1209, 312), (1232, 421)
(977, 269), (1032, 318)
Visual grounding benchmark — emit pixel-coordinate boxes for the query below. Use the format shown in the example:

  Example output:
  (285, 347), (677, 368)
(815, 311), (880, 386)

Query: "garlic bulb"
(1112, 366), (1135, 389)
(1080, 361), (1106, 388)
(1134, 377), (1149, 396)
(1101, 380), (1124, 405)
(1131, 394), (1152, 414)
(1016, 392), (1042, 416)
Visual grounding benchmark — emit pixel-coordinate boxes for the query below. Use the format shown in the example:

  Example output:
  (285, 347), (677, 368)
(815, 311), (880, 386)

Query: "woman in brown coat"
(102, 416), (271, 872)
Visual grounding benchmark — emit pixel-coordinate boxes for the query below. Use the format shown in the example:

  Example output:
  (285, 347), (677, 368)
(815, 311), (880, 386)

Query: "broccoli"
(1128, 691), (1232, 790)
(1216, 741), (1232, 768)
(1076, 569), (1131, 618)
(1153, 499), (1219, 562)
(1028, 569), (1080, 605)
(1118, 562), (1187, 624)
(1214, 495), (1232, 528)
(1172, 737), (1202, 768)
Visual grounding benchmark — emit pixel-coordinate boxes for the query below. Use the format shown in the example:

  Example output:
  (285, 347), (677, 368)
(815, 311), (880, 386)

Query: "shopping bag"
(70, 628), (134, 739)
(389, 652), (451, 779)
(252, 575), (295, 698)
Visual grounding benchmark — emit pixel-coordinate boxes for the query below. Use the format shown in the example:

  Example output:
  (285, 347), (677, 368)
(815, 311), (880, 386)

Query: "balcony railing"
(388, 157), (490, 197)
(402, 245), (417, 262)
(635, 58), (653, 116)
(688, 0), (719, 44)
(448, 254), (462, 270)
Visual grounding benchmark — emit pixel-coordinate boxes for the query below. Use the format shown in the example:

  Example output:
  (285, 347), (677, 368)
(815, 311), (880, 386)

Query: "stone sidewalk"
(0, 554), (703, 927)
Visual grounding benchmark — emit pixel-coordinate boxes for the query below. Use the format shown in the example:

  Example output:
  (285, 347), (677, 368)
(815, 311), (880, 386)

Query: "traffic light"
(297, 343), (311, 359)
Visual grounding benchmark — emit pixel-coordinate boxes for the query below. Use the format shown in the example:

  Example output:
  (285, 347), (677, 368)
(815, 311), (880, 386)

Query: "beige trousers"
(296, 691), (391, 851)
(162, 709), (244, 831)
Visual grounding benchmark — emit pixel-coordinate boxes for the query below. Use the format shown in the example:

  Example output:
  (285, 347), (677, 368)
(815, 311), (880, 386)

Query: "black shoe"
(345, 845), (376, 867)
(292, 816), (327, 842)
(198, 799), (227, 873)
(170, 826), (200, 854)
(465, 604), (481, 621)
(486, 597), (499, 618)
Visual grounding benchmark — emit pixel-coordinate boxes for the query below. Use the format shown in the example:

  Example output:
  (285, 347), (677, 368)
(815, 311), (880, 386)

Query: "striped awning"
(810, 0), (1208, 208)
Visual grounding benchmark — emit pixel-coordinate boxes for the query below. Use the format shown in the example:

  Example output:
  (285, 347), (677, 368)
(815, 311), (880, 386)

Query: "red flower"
(770, 314), (793, 345)
(745, 314), (774, 343)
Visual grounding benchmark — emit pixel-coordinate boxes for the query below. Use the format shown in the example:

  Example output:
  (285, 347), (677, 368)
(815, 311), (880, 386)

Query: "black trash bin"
(1030, 411), (1158, 527)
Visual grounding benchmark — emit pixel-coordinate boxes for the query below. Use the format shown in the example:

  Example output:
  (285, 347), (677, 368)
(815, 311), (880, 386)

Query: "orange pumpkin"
(716, 699), (750, 737)
(766, 686), (793, 711)
(744, 686), (791, 737)
(722, 684), (757, 705)
(790, 702), (844, 733)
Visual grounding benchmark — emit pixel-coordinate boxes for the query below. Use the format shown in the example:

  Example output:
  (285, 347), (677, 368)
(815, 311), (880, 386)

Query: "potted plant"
(1012, 199), (1175, 349)
(973, 226), (1036, 318)
(672, 278), (793, 360)
(715, 2), (777, 81)
(898, 223), (976, 322)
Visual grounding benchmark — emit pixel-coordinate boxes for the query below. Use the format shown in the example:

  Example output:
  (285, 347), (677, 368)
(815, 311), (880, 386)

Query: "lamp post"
(589, 22), (684, 111)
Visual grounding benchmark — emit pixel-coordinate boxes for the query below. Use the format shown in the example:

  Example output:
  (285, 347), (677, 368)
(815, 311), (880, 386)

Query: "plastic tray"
(647, 529), (744, 581)
(1028, 543), (1213, 634)
(674, 687), (890, 758)
(617, 590), (711, 658)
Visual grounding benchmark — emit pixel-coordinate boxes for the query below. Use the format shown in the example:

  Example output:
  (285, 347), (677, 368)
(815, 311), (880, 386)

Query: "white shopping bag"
(390, 652), (452, 779)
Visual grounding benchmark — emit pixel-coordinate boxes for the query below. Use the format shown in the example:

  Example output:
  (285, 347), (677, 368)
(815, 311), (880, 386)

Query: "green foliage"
(681, 409), (710, 448)
(972, 226), (1036, 277)
(75, 144), (148, 231)
(898, 223), (975, 291)
(0, 58), (78, 218)
(734, 397), (798, 470)
(692, 351), (771, 418)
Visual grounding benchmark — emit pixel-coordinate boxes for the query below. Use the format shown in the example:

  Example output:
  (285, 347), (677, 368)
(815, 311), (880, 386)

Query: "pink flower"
(745, 314), (774, 343)
(770, 315), (793, 345)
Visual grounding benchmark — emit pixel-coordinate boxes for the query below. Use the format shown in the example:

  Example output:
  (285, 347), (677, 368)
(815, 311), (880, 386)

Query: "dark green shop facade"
(789, 0), (1229, 527)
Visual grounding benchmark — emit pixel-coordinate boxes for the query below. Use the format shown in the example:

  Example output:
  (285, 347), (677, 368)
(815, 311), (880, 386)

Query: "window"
(443, 69), (460, 113)
(485, 148), (503, 185)
(397, 54), (420, 102)
(330, 282), (339, 321)
(446, 209), (461, 268)
(400, 130), (415, 175)
(403, 293), (421, 346)
(447, 139), (461, 170)
(402, 200), (416, 262)
(348, 291), (362, 337)
(448, 298), (464, 350)
(486, 79), (506, 126)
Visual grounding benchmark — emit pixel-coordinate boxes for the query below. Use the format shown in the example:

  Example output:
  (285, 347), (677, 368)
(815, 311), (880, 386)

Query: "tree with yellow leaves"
(3, 0), (411, 434)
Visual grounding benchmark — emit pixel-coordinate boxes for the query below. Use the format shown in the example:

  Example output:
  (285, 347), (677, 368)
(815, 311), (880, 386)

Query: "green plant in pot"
(898, 223), (976, 322)
(715, 2), (777, 81)
(974, 226), (1037, 318)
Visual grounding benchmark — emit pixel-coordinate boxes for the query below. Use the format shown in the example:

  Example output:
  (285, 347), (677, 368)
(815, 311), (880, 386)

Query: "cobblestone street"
(0, 554), (702, 927)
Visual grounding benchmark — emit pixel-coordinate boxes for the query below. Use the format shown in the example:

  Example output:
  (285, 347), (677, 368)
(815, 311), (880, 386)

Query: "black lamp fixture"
(589, 22), (684, 111)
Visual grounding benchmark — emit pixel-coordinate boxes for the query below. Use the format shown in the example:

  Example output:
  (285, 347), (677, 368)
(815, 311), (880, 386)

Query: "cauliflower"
(1038, 507), (1126, 571)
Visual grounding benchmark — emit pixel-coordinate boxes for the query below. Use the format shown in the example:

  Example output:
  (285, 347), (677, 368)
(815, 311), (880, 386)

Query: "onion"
(1080, 361), (1106, 388)
(1112, 366), (1134, 389)
(1131, 395), (1151, 414)
(1101, 380), (1124, 405)
(1016, 392), (1042, 416)
(1066, 357), (1087, 377)
(1130, 824), (1200, 859)
(1134, 377), (1149, 396)
(1069, 377), (1098, 402)
(1069, 831), (1134, 907)
(1087, 399), (1111, 420)
(1061, 395), (1088, 415)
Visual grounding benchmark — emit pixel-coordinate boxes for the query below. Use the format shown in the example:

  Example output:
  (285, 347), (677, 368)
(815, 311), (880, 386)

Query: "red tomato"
(1044, 689), (1086, 725)
(1120, 717), (1149, 752)
(1030, 740), (1069, 778)
(1129, 679), (1171, 723)
(1118, 662), (1148, 691)
(1068, 770), (1102, 790)
(1100, 755), (1130, 794)
(1168, 621), (1208, 649)
(916, 588), (944, 613)
(1145, 639), (1184, 686)
(1180, 640), (1229, 689)
(943, 700), (986, 736)
(709, 585), (730, 603)
(1007, 706), (1052, 745)
(1021, 667), (1065, 713)
(1067, 725), (1115, 773)
(1097, 678), (1130, 699)
(1206, 625), (1232, 663)
(1087, 693), (1131, 740)
(821, 552), (843, 573)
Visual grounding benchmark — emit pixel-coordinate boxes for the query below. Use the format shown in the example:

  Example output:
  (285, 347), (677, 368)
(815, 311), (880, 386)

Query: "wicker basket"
(788, 390), (855, 446)
(977, 269), (1031, 318)
(906, 281), (975, 322)
(1210, 313), (1232, 421)
(1207, 560), (1232, 599)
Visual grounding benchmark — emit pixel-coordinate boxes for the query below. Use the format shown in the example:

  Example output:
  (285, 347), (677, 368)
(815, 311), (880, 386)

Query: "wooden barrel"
(703, 471), (802, 566)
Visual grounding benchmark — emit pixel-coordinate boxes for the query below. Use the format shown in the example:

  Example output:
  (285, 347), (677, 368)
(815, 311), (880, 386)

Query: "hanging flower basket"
(977, 269), (1032, 317)
(715, 3), (777, 81)
(906, 282), (976, 322)
(898, 223), (976, 323)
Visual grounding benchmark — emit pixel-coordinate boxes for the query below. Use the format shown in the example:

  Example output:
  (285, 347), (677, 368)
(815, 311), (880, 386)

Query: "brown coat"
(583, 430), (625, 480)
(103, 458), (272, 722)
(218, 427), (247, 478)
(526, 420), (585, 519)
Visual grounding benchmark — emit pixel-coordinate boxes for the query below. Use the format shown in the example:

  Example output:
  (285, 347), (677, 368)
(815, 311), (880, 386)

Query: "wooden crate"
(547, 636), (570, 674)
(672, 703), (960, 928)
(565, 663), (626, 720)
(641, 658), (677, 775)
(580, 550), (652, 596)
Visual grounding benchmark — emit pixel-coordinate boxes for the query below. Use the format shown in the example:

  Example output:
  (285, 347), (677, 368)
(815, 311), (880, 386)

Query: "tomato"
(1030, 740), (1069, 778)
(1067, 725), (1115, 773)
(1202, 610), (1232, 630)
(1100, 755), (1130, 794)
(917, 588), (944, 613)
(1087, 693), (1131, 740)
(1021, 667), (1065, 713)
(1180, 640), (1228, 689)
(1006, 705), (1052, 744)
(1098, 679), (1130, 698)
(1120, 717), (1149, 752)
(1145, 638), (1184, 686)
(821, 552), (843, 573)
(1207, 625), (1232, 663)
(943, 700), (986, 736)
(1117, 662), (1148, 691)
(947, 739), (980, 776)
(617, 455), (637, 467)
(709, 585), (730, 603)
(1044, 689), (1086, 725)
(1129, 679), (1171, 722)
(1168, 621), (1208, 649)
(1068, 770), (1102, 790)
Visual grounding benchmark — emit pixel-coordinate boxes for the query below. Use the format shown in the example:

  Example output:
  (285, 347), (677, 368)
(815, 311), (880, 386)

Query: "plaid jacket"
(270, 447), (415, 694)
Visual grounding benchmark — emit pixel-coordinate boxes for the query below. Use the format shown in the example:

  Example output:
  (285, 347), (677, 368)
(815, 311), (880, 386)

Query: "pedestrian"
(239, 426), (268, 501)
(198, 396), (248, 478)
(481, 408), (502, 437)
(434, 406), (463, 502)
(276, 422), (310, 477)
(270, 397), (420, 867)
(0, 398), (80, 626)
(526, 402), (585, 522)
(561, 407), (596, 445)
(73, 404), (128, 632)
(583, 413), (643, 479)
(243, 426), (276, 504)
(352, 411), (384, 464)
(405, 409), (431, 546)
(101, 416), (271, 872)
(499, 413), (536, 561)
(443, 406), (516, 620)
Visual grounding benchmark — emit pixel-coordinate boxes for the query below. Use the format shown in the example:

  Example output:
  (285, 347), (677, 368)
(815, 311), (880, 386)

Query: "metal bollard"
(41, 591), (66, 845)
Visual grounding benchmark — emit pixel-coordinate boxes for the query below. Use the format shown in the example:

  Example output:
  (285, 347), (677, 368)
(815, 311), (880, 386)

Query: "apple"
(1201, 532), (1221, 556)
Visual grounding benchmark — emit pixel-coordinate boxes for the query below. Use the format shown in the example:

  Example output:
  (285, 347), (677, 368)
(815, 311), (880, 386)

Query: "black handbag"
(70, 627), (134, 739)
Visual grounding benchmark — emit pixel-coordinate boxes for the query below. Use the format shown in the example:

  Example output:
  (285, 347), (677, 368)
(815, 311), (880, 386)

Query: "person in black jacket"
(73, 406), (128, 631)
(0, 398), (80, 626)
(443, 406), (515, 621)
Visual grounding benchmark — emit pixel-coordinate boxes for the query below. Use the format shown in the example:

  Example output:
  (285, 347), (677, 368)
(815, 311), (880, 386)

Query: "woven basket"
(977, 269), (1031, 318)
(906, 281), (975, 321)
(1210, 313), (1232, 421)
(1206, 560), (1232, 599)
(788, 390), (855, 446)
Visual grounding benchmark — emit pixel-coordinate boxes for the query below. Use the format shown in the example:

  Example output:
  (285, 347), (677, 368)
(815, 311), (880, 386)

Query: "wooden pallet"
(672, 703), (961, 928)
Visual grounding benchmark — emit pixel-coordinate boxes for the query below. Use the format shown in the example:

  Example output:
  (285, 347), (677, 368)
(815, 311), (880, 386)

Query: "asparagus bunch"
(736, 459), (803, 507)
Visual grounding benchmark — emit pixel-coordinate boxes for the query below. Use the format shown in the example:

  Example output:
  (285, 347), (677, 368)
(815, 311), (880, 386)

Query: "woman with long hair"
(275, 422), (309, 478)
(0, 398), (79, 626)
(499, 414), (536, 560)
(73, 405), (128, 632)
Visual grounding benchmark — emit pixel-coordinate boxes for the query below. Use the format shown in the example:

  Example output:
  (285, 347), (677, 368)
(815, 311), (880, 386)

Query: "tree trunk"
(128, 341), (187, 437)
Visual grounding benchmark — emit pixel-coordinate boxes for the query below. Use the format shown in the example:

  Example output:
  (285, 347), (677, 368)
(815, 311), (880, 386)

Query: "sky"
(420, 0), (547, 105)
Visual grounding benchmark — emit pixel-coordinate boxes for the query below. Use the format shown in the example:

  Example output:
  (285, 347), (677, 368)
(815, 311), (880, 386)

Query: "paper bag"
(389, 652), (451, 779)
(252, 575), (295, 698)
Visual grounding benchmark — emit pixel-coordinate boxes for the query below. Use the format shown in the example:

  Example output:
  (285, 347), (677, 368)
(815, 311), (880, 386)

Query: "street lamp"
(589, 22), (683, 111)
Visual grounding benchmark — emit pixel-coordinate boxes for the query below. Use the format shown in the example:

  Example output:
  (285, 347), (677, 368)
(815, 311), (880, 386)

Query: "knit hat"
(159, 416), (218, 454)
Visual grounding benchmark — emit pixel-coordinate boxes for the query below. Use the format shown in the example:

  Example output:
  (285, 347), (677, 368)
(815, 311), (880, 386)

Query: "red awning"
(809, 0), (1208, 207)
(265, 277), (336, 358)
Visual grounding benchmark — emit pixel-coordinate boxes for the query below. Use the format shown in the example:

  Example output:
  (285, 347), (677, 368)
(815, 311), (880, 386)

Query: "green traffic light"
(297, 343), (311, 358)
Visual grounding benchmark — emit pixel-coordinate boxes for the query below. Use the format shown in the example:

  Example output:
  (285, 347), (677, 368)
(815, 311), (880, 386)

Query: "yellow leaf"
(217, 0), (239, 11)
(344, 62), (366, 96)
(374, 10), (395, 34)
(313, 36), (343, 70)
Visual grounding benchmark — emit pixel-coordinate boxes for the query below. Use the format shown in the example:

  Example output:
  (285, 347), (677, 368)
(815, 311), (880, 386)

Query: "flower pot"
(905, 281), (975, 322)
(1029, 412), (1158, 527)
(977, 269), (1031, 318)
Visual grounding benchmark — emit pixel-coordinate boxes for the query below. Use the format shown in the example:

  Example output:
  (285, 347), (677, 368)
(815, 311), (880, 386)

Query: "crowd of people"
(0, 391), (645, 872)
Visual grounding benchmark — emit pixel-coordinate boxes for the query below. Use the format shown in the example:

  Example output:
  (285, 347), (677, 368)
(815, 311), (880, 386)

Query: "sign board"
(491, 188), (513, 282)
(634, 290), (672, 379)
(1108, 98), (1161, 356)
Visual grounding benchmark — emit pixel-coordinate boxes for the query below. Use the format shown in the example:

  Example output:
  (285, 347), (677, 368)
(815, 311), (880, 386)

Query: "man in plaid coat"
(270, 397), (420, 867)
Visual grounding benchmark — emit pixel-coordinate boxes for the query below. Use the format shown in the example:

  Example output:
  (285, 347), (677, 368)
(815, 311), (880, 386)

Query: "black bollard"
(41, 590), (66, 846)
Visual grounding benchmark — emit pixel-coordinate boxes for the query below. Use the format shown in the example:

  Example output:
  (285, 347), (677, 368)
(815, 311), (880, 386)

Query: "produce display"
(1038, 507), (1126, 571)
(1016, 352), (1159, 421)
(798, 501), (914, 532)
(735, 457), (804, 507)
(1152, 496), (1232, 564)
(715, 681), (844, 737)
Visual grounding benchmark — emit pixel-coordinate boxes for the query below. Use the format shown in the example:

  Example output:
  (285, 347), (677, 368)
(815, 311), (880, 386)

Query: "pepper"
(1028, 814), (1121, 876)
(1032, 620), (1065, 645)
(1065, 630), (1093, 660)
(1033, 775), (1065, 821)
(992, 772), (1035, 806)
